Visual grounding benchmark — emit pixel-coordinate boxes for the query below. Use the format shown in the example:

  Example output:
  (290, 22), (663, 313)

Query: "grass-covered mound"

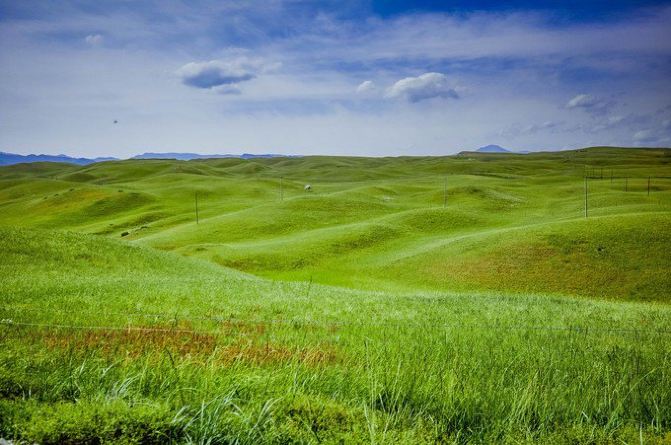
(1, 147), (670, 300)
(1, 147), (671, 442)
(1, 227), (671, 443)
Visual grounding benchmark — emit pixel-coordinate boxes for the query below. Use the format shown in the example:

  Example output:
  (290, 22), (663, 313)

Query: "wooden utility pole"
(584, 176), (588, 218)
(443, 176), (448, 208)
(648, 176), (651, 196)
(195, 192), (199, 224)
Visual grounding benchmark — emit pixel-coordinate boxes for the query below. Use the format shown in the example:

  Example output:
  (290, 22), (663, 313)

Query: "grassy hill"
(1, 147), (671, 443)
(1, 227), (671, 443)
(1, 147), (670, 300)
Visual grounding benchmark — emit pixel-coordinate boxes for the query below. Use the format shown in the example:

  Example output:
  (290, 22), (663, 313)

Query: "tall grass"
(1, 228), (671, 443)
(1, 148), (671, 442)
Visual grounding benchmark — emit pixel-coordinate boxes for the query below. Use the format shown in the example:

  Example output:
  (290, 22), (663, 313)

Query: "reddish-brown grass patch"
(5, 325), (341, 366)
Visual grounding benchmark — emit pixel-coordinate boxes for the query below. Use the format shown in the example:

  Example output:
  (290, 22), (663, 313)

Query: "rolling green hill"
(1, 147), (671, 443)
(1, 147), (670, 300)
(1, 227), (671, 443)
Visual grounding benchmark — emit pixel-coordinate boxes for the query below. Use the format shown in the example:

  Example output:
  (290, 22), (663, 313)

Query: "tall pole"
(195, 192), (199, 224)
(584, 176), (588, 218)
(443, 176), (448, 208)
(648, 176), (651, 196)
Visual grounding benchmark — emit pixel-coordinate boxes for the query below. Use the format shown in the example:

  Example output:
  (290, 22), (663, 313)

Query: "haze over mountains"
(0, 151), (294, 166)
(0, 152), (116, 166)
(131, 152), (292, 160)
(3, 146), (667, 166)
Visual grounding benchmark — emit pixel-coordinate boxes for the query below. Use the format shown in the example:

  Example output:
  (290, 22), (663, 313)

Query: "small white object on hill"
(304, 184), (311, 191)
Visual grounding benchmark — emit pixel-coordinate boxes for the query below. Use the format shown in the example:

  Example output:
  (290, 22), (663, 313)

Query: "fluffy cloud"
(566, 94), (611, 114)
(506, 121), (561, 137)
(356, 80), (376, 94)
(633, 128), (670, 145)
(177, 60), (254, 89)
(2, 1), (671, 155)
(212, 85), (242, 95)
(385, 73), (458, 102)
(176, 58), (273, 90)
(633, 129), (655, 142)
(84, 34), (103, 45)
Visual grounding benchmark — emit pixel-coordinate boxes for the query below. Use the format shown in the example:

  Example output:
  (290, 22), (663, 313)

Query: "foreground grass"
(2, 228), (671, 443)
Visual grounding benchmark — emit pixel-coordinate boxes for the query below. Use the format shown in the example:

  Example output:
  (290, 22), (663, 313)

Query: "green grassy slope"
(2, 147), (671, 443)
(1, 147), (670, 300)
(1, 227), (671, 443)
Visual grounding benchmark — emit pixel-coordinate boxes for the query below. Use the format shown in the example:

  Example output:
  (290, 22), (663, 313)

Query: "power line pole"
(195, 192), (199, 224)
(648, 176), (651, 196)
(584, 176), (588, 218)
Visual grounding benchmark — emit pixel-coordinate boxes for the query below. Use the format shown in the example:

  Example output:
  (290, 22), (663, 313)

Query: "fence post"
(195, 192), (199, 224)
(584, 176), (588, 218)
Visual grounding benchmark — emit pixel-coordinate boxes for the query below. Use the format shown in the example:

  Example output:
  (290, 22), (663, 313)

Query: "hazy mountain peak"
(476, 144), (511, 153)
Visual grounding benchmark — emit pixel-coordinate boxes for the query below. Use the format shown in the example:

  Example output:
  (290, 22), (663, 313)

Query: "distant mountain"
(0, 151), (297, 166)
(131, 152), (295, 160)
(0, 151), (116, 166)
(475, 145), (511, 153)
(132, 152), (230, 160)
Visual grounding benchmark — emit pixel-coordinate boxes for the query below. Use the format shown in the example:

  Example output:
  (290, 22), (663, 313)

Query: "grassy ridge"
(1, 147), (671, 442)
(1, 147), (670, 300)
(1, 227), (671, 443)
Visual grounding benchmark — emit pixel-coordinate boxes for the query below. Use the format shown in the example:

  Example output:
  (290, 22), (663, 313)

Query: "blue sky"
(1, 0), (670, 157)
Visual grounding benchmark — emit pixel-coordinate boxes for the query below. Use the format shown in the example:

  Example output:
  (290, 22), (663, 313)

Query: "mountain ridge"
(0, 151), (298, 166)
(476, 144), (511, 153)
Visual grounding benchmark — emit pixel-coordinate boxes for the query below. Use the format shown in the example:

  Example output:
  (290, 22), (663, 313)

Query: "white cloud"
(565, 94), (610, 113)
(84, 34), (103, 45)
(356, 80), (376, 94)
(212, 84), (241, 95)
(522, 121), (560, 134)
(498, 120), (563, 138)
(1, 2), (671, 156)
(632, 128), (670, 145)
(176, 57), (275, 91)
(385, 73), (458, 102)
(343, 8), (671, 64)
(633, 129), (655, 142)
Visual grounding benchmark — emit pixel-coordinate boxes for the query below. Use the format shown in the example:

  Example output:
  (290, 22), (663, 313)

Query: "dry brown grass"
(7, 325), (341, 366)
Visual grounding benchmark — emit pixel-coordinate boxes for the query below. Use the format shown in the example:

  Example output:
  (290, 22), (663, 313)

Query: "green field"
(1, 147), (671, 443)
